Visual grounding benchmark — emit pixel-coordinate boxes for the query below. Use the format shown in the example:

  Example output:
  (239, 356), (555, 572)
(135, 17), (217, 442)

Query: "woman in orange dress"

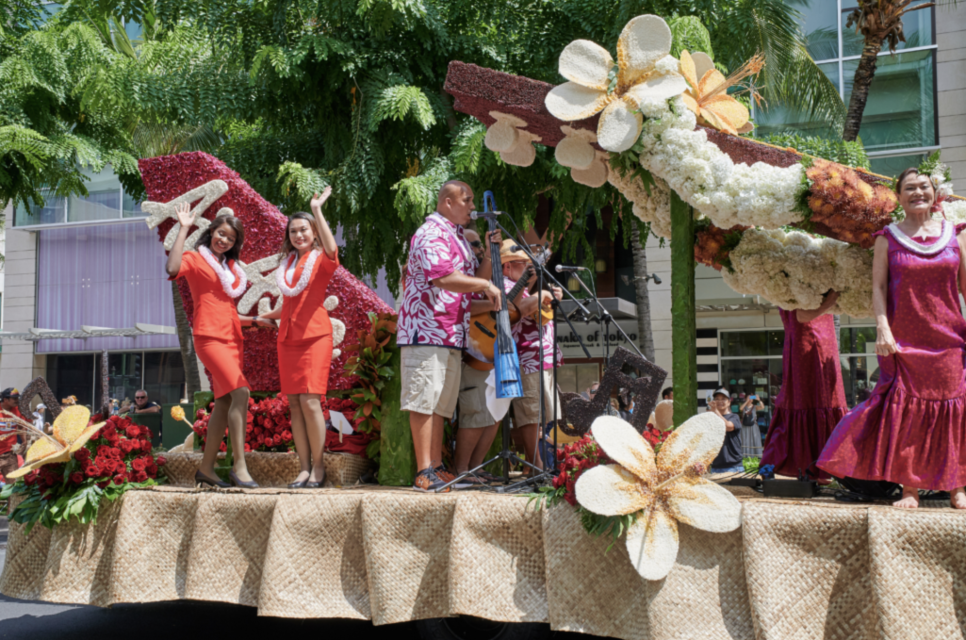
(261, 188), (339, 488)
(166, 203), (269, 488)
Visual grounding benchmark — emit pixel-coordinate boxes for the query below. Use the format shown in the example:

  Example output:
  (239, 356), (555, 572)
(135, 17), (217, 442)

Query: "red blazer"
(174, 251), (243, 343)
(278, 248), (340, 343)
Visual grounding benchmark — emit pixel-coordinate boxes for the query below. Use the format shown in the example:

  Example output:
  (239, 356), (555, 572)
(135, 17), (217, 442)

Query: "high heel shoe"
(288, 474), (309, 489)
(305, 469), (326, 489)
(195, 470), (230, 488)
(229, 470), (259, 489)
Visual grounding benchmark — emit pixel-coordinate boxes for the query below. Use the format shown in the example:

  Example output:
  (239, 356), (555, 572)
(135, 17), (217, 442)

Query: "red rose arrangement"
(191, 395), (371, 456)
(642, 423), (670, 449)
(2, 415), (167, 532)
(551, 435), (612, 506)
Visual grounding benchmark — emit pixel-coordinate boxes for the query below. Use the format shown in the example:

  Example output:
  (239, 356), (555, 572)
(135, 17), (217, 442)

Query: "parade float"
(3, 14), (966, 640)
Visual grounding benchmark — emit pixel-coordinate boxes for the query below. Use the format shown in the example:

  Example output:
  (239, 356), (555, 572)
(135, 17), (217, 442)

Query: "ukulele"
(466, 265), (533, 366)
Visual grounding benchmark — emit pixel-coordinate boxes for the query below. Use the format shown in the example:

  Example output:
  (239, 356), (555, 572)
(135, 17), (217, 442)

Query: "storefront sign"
(555, 319), (641, 359)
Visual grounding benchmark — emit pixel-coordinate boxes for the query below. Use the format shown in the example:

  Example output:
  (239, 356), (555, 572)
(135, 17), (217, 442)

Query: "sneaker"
(413, 468), (450, 493)
(435, 465), (473, 489)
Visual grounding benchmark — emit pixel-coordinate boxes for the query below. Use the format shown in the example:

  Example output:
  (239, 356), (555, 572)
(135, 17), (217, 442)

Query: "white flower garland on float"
(721, 228), (874, 318)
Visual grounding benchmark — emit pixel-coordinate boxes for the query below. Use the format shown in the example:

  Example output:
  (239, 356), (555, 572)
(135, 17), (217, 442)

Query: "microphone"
(555, 264), (588, 273)
(470, 210), (503, 220)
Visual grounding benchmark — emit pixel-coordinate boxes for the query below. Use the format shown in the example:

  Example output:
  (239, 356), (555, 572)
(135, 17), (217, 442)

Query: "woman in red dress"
(167, 204), (268, 488)
(761, 291), (847, 482)
(261, 188), (339, 488)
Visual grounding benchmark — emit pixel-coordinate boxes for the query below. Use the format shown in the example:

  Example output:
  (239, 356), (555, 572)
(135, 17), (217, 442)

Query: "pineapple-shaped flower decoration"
(679, 50), (763, 136)
(544, 15), (689, 153)
(575, 413), (741, 580)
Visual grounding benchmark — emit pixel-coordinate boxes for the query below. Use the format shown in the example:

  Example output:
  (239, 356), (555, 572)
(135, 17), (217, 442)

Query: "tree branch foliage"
(0, 0), (844, 291)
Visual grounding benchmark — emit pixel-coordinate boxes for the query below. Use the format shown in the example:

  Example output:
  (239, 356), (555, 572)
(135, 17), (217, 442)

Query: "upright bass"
(480, 191), (523, 399)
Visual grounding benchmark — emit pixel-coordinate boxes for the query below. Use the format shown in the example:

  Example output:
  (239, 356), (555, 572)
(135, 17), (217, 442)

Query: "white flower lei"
(275, 250), (320, 297)
(198, 245), (248, 298)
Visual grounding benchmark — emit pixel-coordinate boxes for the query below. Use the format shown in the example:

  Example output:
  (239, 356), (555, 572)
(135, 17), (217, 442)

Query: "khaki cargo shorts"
(457, 364), (497, 429)
(511, 370), (563, 427)
(400, 345), (462, 418)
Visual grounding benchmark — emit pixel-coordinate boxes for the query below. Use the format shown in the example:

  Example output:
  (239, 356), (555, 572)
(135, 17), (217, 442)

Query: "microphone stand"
(565, 271), (645, 362)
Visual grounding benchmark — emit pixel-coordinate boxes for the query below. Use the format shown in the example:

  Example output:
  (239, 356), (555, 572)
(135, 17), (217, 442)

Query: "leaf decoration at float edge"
(5, 406), (105, 479)
(544, 15), (689, 153)
(574, 413), (742, 581)
(679, 50), (763, 136)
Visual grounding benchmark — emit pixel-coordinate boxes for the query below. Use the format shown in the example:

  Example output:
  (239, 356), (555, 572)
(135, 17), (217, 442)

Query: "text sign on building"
(555, 320), (640, 359)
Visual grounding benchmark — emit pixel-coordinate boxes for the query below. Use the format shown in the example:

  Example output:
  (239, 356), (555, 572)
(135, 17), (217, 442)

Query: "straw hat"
(499, 239), (528, 264)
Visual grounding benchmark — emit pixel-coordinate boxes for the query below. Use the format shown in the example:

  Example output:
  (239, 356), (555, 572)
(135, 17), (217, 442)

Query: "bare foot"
(893, 486), (920, 509)
(951, 487), (966, 510)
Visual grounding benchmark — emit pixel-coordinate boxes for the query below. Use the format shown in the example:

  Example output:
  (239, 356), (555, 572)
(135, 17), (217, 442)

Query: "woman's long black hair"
(195, 214), (245, 263)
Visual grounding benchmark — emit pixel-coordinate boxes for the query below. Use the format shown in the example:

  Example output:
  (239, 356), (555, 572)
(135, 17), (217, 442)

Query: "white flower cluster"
(636, 97), (806, 230)
(722, 228), (874, 319)
(931, 162), (954, 202)
(608, 167), (672, 238)
(940, 198), (966, 224)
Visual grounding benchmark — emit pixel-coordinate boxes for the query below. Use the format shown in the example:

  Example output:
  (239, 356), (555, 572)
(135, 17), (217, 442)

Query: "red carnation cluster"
(552, 436), (612, 506)
(191, 395), (371, 455)
(138, 152), (393, 392)
(22, 415), (167, 492)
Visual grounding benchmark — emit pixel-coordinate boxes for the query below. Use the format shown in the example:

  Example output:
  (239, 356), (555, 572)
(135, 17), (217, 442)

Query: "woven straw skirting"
(4, 490), (966, 640)
(163, 451), (371, 488)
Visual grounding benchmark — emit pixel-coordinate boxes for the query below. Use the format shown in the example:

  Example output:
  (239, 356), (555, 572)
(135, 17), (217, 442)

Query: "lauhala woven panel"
(5, 489), (966, 640)
(163, 451), (371, 488)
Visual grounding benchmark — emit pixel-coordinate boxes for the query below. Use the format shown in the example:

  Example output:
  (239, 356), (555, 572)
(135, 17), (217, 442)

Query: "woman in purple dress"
(818, 169), (966, 509)
(762, 293), (847, 482)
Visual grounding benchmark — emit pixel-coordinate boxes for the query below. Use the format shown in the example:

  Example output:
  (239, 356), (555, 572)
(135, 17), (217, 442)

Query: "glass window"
(15, 196), (67, 226)
(719, 358), (784, 443)
(46, 354), (95, 409)
(754, 62), (840, 138)
(98, 352), (143, 408)
(842, 7), (933, 57)
(143, 351), (187, 405)
(68, 166), (121, 223)
(791, 0), (840, 61)
(720, 330), (785, 358)
(557, 363), (600, 394)
(869, 152), (927, 178)
(843, 50), (936, 152)
(122, 191), (143, 218)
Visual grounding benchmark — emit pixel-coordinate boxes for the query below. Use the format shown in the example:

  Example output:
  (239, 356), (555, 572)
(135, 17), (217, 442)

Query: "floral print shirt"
(397, 213), (479, 349)
(504, 278), (562, 373)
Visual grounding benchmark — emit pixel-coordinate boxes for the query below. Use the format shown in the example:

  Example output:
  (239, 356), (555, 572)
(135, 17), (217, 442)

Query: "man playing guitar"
(456, 240), (562, 480)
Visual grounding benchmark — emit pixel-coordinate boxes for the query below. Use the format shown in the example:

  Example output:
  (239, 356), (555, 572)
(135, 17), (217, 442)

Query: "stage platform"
(2, 484), (964, 640)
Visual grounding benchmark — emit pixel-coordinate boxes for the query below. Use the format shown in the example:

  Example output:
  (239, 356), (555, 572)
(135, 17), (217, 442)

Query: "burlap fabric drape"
(3, 488), (965, 639)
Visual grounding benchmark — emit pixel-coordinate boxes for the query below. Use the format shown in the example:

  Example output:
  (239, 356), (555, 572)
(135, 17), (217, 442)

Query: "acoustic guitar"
(466, 265), (533, 367)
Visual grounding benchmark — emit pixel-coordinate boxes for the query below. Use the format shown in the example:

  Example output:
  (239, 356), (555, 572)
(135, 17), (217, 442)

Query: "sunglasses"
(469, 240), (483, 248)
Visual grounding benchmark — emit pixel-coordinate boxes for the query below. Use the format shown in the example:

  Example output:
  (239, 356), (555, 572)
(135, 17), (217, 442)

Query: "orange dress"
(175, 251), (249, 398)
(277, 248), (340, 395)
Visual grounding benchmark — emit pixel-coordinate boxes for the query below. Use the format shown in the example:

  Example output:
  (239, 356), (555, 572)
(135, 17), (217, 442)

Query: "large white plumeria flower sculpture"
(545, 15), (688, 152)
(575, 413), (742, 581)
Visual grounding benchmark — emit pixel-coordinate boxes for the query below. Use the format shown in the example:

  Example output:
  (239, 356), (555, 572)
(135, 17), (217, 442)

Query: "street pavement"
(0, 516), (594, 640)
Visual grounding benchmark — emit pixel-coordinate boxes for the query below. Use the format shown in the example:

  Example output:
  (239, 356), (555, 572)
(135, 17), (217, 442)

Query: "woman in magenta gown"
(818, 169), (966, 509)
(762, 292), (847, 482)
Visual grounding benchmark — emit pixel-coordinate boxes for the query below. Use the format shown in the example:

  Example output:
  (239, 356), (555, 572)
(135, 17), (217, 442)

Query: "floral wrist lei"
(198, 245), (247, 298)
(275, 250), (320, 297)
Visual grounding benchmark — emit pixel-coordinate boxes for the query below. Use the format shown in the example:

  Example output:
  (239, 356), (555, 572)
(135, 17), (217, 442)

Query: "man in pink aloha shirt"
(397, 181), (501, 492)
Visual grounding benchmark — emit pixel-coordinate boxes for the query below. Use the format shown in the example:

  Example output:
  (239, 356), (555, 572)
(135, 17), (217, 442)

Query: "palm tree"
(841, 0), (942, 141)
